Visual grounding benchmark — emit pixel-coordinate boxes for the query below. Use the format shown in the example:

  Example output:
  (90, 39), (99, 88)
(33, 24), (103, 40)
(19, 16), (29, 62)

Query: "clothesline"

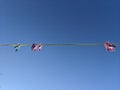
(0, 42), (118, 52)
(0, 42), (119, 46)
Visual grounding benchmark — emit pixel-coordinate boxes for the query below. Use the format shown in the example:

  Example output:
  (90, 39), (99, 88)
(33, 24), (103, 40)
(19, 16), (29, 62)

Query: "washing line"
(0, 42), (118, 46)
(0, 42), (118, 52)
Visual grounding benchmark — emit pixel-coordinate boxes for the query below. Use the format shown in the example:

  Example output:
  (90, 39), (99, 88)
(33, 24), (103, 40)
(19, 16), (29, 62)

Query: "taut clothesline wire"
(0, 42), (119, 47)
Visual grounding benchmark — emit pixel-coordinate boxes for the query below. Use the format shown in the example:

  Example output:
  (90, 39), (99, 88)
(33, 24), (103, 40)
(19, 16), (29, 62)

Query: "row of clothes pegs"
(13, 41), (116, 52)
(14, 43), (42, 52)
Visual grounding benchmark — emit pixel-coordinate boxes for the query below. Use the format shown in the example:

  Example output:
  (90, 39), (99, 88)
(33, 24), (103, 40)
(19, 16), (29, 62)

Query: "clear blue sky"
(0, 0), (120, 90)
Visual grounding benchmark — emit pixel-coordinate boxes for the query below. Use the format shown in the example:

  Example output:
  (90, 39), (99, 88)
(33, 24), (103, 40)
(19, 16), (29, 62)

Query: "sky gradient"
(0, 0), (120, 90)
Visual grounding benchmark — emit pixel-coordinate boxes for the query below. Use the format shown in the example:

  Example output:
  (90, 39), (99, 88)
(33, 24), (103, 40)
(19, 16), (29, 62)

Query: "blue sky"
(0, 0), (120, 90)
